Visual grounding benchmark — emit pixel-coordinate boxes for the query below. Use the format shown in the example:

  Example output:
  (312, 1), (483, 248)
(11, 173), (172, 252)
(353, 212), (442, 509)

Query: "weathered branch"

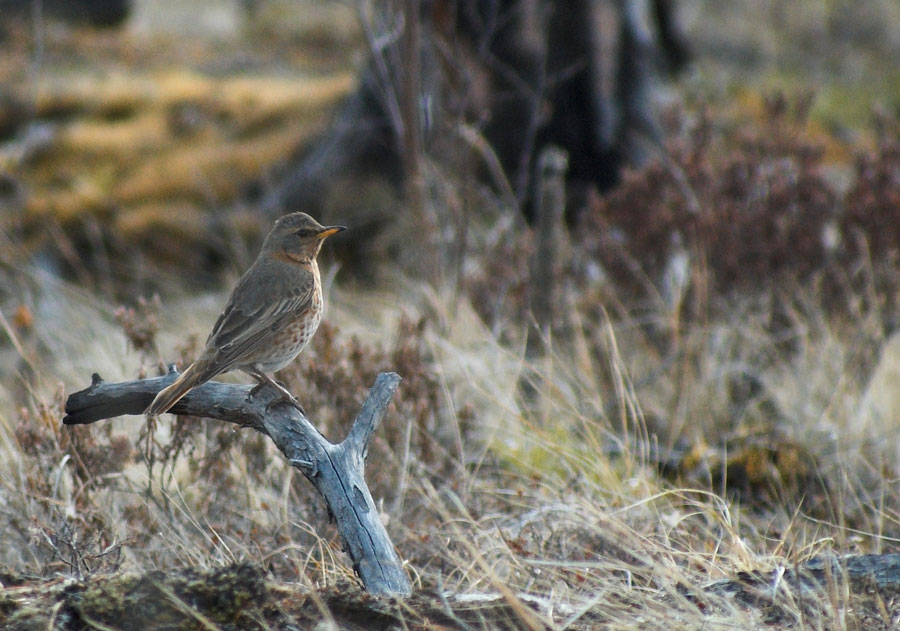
(63, 367), (411, 597)
(693, 553), (900, 622)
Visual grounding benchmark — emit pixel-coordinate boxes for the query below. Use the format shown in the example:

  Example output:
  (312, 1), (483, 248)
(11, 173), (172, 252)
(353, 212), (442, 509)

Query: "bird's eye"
(296, 228), (316, 238)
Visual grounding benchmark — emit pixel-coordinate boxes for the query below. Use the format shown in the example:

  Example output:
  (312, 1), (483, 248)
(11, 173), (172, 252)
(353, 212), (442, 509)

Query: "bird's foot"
(246, 370), (307, 415)
(246, 380), (266, 402)
(264, 392), (307, 416)
(247, 381), (268, 399)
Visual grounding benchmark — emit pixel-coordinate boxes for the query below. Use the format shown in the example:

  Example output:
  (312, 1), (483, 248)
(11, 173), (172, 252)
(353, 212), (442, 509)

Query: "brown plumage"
(146, 212), (346, 417)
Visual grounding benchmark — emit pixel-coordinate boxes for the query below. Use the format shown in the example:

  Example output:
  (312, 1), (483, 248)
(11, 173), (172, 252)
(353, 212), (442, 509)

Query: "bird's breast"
(249, 265), (324, 373)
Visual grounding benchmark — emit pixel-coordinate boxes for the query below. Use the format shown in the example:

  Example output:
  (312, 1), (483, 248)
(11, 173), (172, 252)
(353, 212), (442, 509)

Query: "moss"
(0, 590), (19, 620)
(68, 564), (267, 630)
(1, 565), (268, 631)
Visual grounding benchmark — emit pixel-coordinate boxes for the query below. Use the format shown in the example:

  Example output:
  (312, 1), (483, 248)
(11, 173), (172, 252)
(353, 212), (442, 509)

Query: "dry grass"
(3, 1), (900, 630)
(3, 228), (900, 629)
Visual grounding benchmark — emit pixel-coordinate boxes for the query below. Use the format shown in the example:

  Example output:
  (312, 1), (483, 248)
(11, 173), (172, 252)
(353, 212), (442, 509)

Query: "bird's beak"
(317, 226), (347, 240)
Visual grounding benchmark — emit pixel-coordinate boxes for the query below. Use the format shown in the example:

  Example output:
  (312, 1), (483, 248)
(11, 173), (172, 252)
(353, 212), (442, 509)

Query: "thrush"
(145, 212), (346, 417)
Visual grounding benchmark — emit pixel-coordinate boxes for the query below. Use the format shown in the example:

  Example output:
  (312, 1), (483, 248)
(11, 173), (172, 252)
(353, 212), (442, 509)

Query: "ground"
(3, 1), (900, 630)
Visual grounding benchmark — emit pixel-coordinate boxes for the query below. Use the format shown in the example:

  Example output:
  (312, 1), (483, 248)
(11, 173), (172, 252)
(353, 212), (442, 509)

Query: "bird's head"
(263, 212), (346, 262)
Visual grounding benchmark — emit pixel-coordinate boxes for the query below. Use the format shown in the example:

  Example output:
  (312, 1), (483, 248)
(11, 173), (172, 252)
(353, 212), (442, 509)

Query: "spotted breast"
(248, 260), (324, 373)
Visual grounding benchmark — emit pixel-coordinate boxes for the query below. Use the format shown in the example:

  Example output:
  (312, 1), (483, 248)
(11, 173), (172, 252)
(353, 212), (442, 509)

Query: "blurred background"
(3, 1), (900, 628)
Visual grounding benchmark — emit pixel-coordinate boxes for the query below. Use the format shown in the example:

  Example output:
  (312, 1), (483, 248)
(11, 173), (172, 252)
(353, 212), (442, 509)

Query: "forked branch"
(63, 368), (411, 597)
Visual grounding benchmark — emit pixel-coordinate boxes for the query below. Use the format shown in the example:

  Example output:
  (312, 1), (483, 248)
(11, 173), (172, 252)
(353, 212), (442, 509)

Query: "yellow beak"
(317, 226), (347, 240)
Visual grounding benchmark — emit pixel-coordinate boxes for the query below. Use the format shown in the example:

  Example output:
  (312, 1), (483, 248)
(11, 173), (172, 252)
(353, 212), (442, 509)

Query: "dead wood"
(63, 367), (412, 598)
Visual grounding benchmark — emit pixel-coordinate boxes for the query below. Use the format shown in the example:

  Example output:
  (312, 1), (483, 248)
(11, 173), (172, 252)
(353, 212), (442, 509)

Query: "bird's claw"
(264, 392), (307, 416)
(247, 371), (306, 415)
(247, 380), (266, 400)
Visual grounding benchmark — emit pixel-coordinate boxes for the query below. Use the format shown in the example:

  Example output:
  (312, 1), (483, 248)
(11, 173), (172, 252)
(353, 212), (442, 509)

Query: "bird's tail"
(145, 360), (209, 416)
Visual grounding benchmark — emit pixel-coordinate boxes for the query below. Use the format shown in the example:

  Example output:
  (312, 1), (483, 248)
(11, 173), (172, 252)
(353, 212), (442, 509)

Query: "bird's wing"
(195, 262), (315, 378)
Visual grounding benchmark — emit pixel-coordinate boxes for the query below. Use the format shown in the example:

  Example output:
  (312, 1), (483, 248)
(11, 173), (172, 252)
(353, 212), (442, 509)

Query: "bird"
(145, 212), (346, 417)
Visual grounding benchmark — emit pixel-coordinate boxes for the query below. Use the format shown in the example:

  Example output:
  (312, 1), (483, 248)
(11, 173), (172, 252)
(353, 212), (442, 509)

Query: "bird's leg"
(245, 369), (278, 399)
(247, 369), (307, 415)
(247, 379), (267, 399)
